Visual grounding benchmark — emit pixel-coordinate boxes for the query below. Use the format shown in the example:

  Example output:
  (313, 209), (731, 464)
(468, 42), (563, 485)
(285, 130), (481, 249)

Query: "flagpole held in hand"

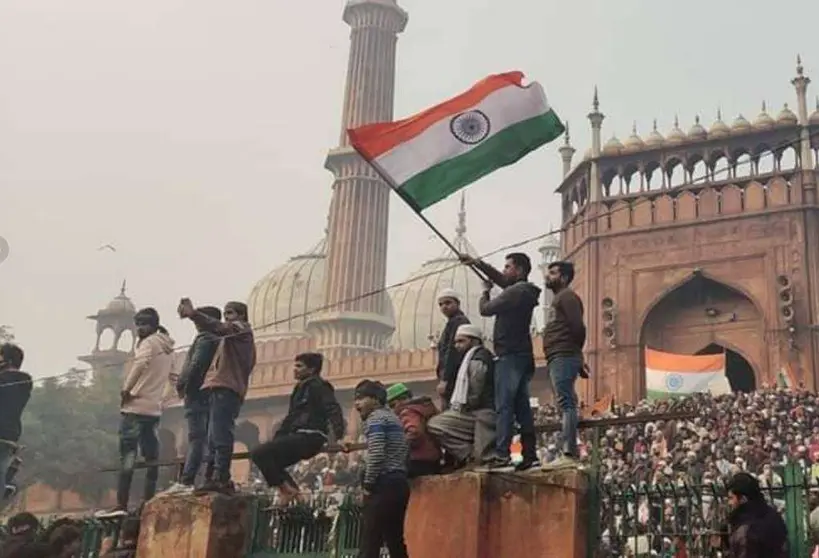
(362, 158), (490, 283)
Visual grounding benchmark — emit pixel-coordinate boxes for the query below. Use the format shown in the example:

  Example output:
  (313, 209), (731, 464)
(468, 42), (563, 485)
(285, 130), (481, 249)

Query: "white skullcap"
(437, 288), (461, 302)
(456, 324), (483, 339)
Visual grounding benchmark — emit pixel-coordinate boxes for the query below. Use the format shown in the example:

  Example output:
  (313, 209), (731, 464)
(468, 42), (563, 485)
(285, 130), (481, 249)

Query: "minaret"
(78, 280), (137, 379)
(558, 122), (576, 177)
(307, 0), (408, 358)
(538, 232), (563, 325)
(792, 56), (814, 171)
(587, 87), (605, 202)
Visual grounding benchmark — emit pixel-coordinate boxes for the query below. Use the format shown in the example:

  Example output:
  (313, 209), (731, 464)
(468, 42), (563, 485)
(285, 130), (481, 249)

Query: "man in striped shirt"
(346, 380), (410, 558)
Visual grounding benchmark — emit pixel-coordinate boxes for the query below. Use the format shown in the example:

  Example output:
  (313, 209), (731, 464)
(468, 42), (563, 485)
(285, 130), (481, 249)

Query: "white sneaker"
(163, 482), (194, 496)
(95, 507), (128, 518)
(541, 455), (581, 471)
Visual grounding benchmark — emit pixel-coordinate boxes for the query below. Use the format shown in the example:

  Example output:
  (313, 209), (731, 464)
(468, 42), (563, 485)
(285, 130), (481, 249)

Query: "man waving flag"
(348, 71), (565, 212)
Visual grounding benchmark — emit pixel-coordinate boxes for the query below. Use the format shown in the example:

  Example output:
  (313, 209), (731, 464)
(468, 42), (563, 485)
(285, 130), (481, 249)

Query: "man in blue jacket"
(165, 306), (222, 494)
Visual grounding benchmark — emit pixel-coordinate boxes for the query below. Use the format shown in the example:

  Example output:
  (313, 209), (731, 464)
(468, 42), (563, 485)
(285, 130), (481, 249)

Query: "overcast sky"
(0, 0), (816, 379)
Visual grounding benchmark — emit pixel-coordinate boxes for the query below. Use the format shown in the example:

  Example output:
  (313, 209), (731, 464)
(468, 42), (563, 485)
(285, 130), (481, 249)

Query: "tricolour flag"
(644, 348), (728, 400)
(348, 71), (565, 211)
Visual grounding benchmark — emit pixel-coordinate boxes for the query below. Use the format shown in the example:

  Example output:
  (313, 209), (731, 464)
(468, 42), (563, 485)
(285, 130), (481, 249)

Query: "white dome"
(390, 200), (495, 350)
(247, 238), (327, 338)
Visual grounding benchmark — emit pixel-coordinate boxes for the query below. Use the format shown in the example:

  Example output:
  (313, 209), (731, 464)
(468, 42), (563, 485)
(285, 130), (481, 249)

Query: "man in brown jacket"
(178, 299), (256, 495)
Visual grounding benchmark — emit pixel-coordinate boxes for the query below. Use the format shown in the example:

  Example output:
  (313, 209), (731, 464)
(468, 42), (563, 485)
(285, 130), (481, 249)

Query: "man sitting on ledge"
(428, 324), (497, 470)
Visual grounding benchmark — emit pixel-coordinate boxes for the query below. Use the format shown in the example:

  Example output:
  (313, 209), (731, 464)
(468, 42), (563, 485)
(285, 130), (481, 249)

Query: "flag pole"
(362, 159), (490, 283)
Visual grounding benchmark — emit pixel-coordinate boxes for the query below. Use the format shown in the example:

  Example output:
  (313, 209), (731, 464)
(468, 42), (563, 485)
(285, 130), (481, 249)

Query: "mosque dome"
(666, 117), (686, 145)
(602, 136), (624, 156)
(390, 196), (495, 351)
(645, 120), (665, 148)
(731, 114), (752, 133)
(776, 103), (798, 126)
(709, 110), (730, 138)
(623, 124), (645, 152)
(753, 102), (775, 129)
(100, 281), (136, 316)
(247, 238), (327, 338)
(810, 99), (819, 125)
(687, 116), (707, 141)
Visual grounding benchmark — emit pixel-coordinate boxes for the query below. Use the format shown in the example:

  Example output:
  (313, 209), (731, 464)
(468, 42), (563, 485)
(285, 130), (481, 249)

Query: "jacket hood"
(400, 396), (438, 418)
(512, 280), (542, 305)
(152, 331), (175, 354)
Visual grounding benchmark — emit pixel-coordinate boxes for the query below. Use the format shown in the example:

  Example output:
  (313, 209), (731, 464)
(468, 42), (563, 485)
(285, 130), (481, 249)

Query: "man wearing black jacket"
(435, 288), (471, 409)
(165, 306), (222, 494)
(250, 352), (345, 503)
(0, 343), (32, 509)
(462, 252), (541, 471)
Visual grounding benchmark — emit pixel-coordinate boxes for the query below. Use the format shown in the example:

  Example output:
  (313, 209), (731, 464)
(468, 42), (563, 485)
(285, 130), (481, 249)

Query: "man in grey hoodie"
(98, 307), (175, 517)
(461, 252), (541, 471)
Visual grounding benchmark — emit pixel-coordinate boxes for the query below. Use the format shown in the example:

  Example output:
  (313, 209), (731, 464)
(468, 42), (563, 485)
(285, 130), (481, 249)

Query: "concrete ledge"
(406, 469), (589, 558)
(136, 493), (254, 558)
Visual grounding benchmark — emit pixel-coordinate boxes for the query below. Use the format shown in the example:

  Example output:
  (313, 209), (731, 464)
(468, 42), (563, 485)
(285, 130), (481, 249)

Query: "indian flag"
(645, 348), (729, 400)
(347, 71), (565, 211)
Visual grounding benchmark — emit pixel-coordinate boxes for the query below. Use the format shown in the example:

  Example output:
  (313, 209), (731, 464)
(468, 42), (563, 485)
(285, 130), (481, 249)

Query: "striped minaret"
(307, 0), (408, 358)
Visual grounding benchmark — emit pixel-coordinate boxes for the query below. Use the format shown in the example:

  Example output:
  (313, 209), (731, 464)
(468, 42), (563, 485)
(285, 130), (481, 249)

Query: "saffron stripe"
(348, 71), (525, 159)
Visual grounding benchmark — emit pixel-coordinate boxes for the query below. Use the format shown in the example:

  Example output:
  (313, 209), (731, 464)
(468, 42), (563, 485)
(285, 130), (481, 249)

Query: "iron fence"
(246, 496), (388, 558)
(588, 462), (813, 558)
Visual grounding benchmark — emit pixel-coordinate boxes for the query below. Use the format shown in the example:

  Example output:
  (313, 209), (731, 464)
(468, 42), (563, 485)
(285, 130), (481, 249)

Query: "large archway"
(640, 273), (761, 396)
(696, 343), (756, 393)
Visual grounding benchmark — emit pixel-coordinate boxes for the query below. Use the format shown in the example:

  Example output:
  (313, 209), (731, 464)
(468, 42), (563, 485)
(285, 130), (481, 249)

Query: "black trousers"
(250, 431), (325, 488)
(360, 478), (410, 558)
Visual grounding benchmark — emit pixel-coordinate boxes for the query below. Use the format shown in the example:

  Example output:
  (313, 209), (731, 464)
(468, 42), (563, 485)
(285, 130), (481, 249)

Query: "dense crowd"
(0, 512), (139, 558)
(282, 385), (819, 493)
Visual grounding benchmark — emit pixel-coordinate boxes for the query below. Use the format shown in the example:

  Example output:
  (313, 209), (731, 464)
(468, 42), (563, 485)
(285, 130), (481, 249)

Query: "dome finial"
(717, 107), (723, 120)
(653, 118), (658, 131)
(762, 100), (767, 112)
(455, 192), (467, 237)
(120, 279), (127, 296)
(674, 114), (680, 128)
(632, 121), (638, 135)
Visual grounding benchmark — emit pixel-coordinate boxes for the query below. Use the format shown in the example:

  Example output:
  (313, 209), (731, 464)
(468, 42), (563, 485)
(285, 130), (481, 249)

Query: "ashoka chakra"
(665, 373), (684, 392)
(450, 110), (491, 145)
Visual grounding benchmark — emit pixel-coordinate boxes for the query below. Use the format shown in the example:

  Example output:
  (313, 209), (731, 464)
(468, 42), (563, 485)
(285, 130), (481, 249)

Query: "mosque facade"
(559, 60), (819, 406)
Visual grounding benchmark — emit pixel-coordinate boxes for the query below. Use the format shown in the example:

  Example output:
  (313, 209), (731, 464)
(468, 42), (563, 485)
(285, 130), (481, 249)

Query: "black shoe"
(195, 480), (235, 496)
(515, 458), (541, 472)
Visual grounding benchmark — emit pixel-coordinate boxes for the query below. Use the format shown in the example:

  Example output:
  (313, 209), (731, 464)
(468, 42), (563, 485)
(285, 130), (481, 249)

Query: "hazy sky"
(0, 0), (816, 379)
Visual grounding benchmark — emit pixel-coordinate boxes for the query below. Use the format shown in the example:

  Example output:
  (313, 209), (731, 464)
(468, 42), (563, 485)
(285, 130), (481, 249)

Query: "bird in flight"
(98, 244), (117, 252)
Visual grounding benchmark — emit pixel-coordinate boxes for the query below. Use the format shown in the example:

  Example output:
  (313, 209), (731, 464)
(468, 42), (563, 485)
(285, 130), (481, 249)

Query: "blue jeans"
(494, 353), (537, 461)
(117, 413), (160, 509)
(548, 355), (581, 458)
(181, 392), (211, 485)
(207, 388), (242, 483)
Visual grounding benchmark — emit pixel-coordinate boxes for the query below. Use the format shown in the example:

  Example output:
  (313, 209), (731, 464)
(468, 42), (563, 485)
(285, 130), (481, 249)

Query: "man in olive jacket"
(165, 305), (222, 494)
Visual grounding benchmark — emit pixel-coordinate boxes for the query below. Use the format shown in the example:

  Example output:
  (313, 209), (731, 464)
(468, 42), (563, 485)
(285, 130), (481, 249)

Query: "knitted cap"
(437, 288), (461, 303)
(455, 324), (483, 339)
(386, 383), (410, 403)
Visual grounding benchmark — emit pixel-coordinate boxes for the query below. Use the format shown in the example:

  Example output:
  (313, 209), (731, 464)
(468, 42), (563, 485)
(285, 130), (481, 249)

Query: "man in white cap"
(435, 288), (471, 409)
(427, 324), (498, 469)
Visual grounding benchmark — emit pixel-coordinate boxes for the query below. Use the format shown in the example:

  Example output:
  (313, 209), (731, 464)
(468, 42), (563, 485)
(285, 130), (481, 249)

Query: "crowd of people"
(0, 512), (139, 558)
(0, 251), (795, 556)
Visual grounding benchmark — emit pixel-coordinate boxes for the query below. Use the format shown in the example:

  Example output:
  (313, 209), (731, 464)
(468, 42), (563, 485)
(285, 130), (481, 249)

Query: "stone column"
(307, 1), (409, 358)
